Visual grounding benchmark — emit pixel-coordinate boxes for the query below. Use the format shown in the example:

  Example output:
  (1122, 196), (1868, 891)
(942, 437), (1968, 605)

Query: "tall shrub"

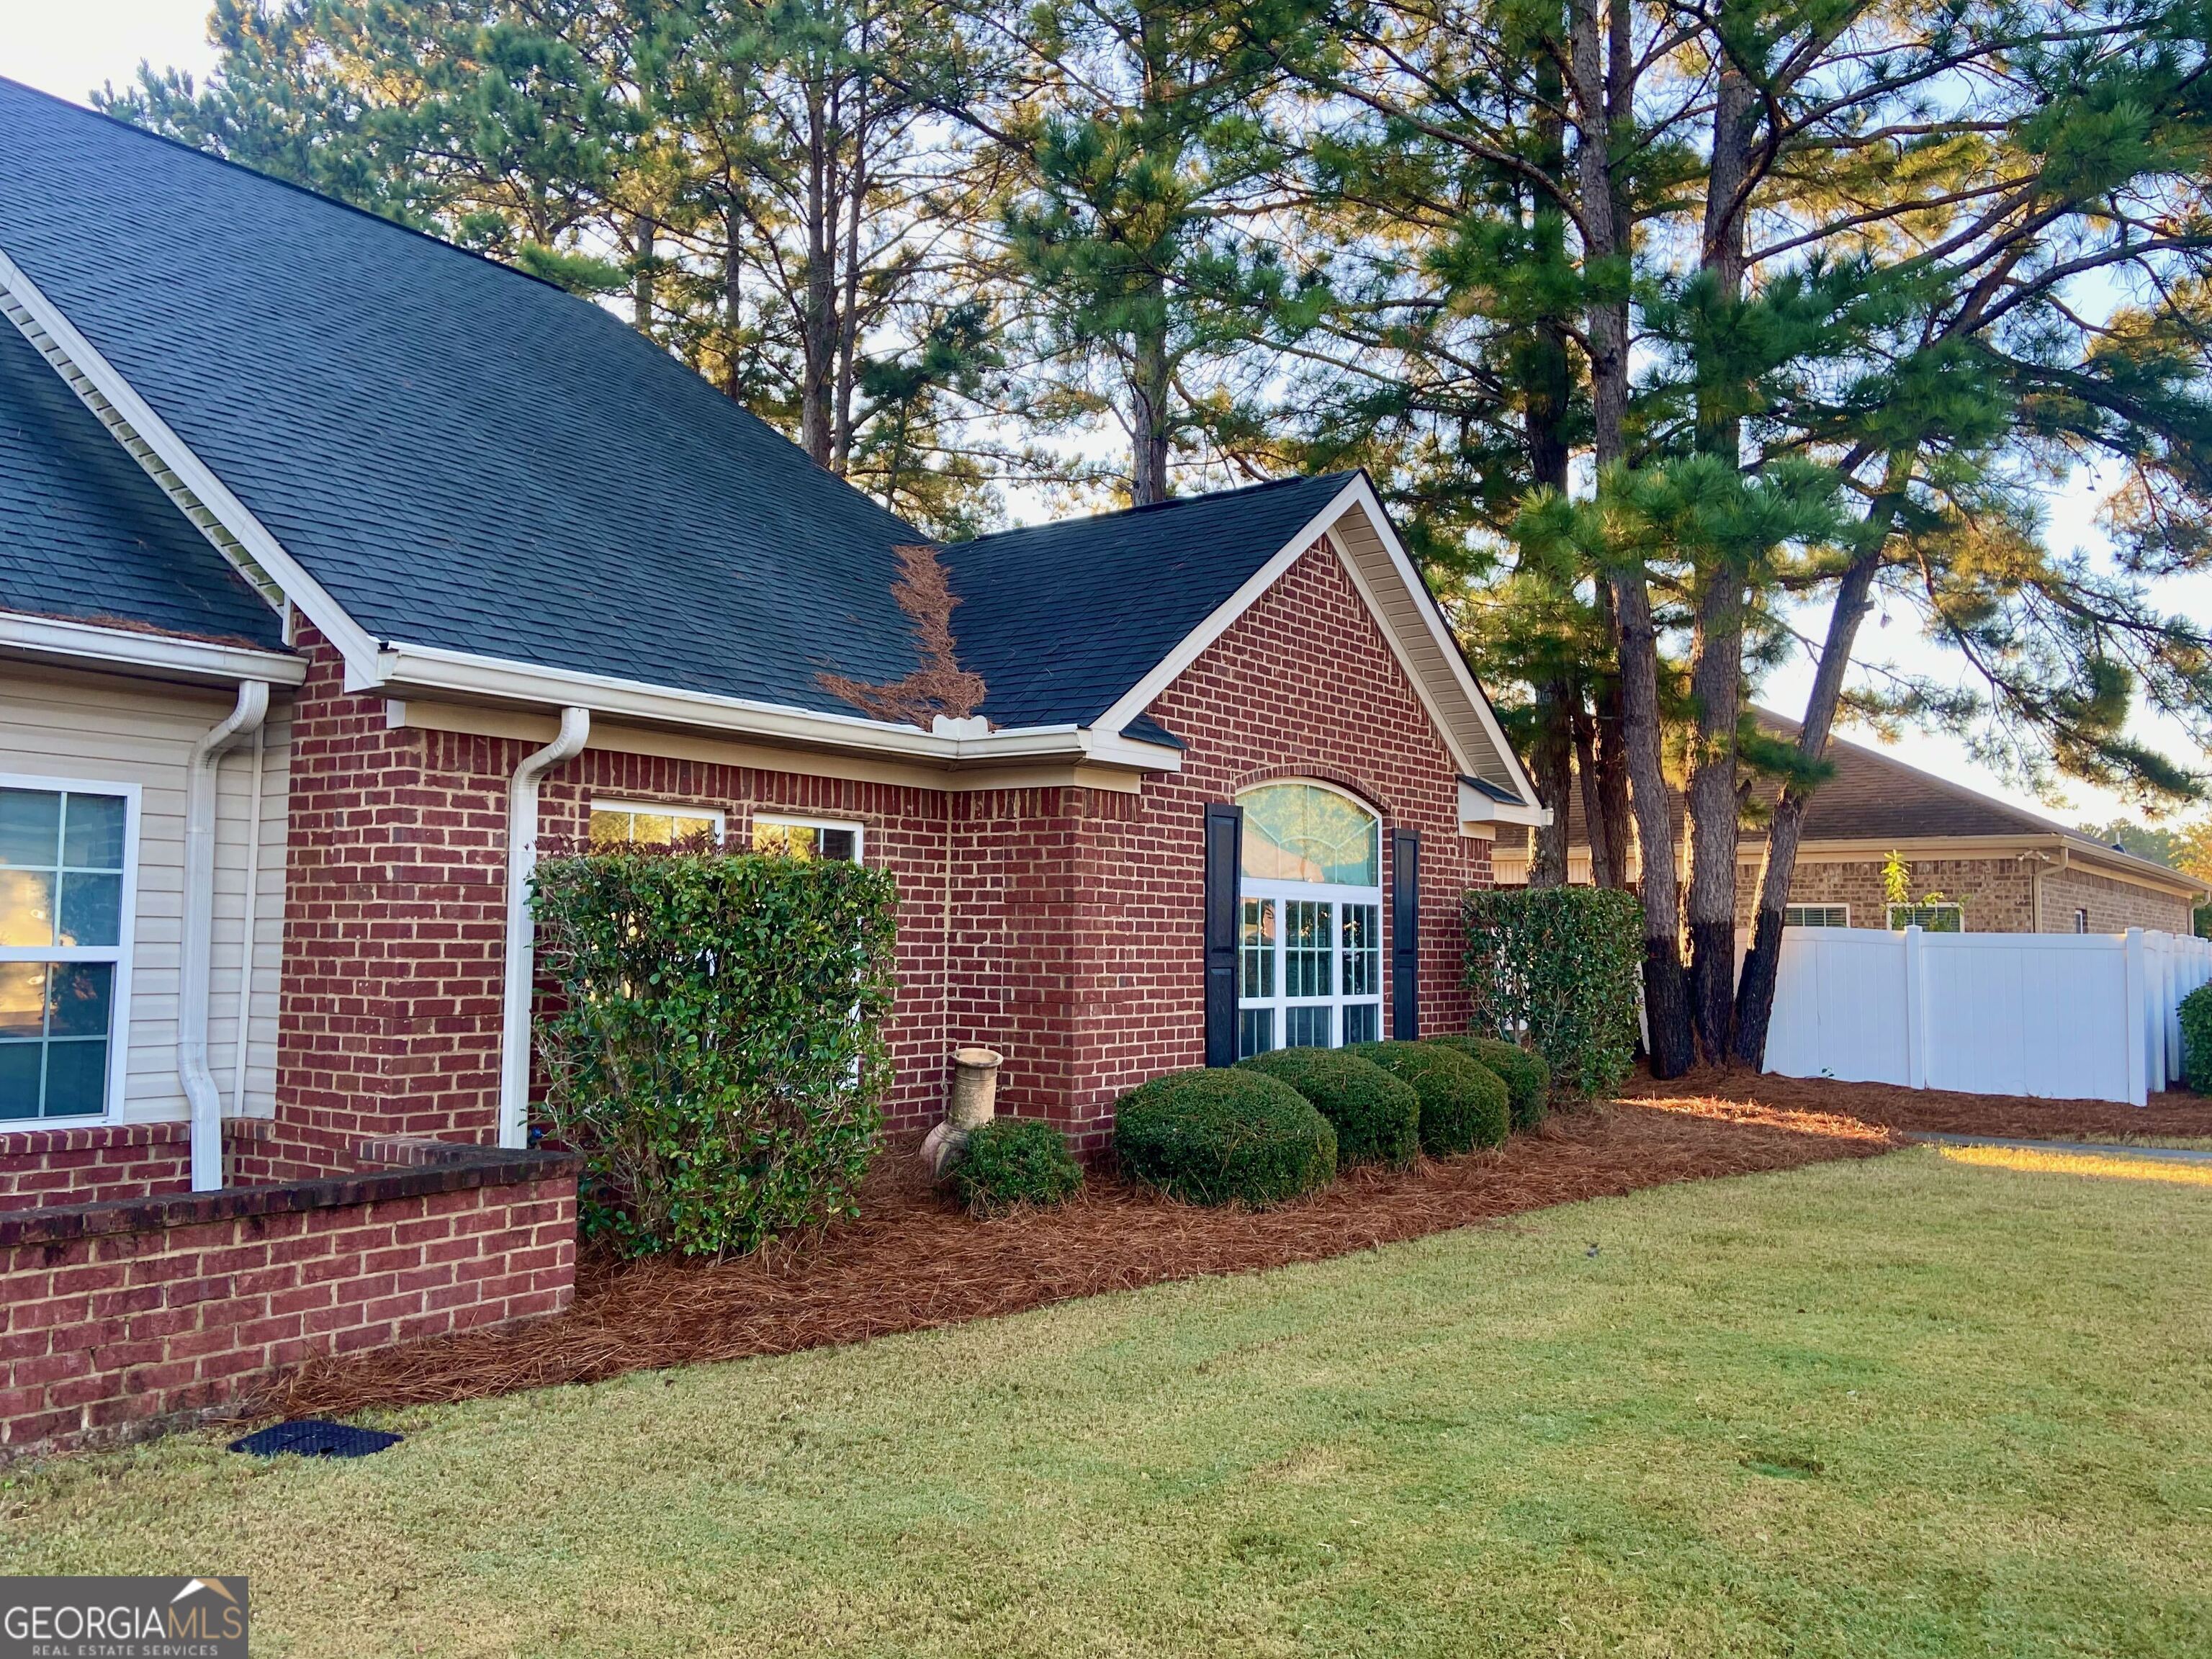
(1462, 886), (1641, 1100)
(533, 848), (900, 1258)
(2181, 983), (2212, 1095)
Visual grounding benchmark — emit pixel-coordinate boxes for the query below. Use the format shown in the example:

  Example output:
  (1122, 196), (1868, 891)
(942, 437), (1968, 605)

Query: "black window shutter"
(1204, 803), (1244, 1066)
(1390, 828), (1421, 1039)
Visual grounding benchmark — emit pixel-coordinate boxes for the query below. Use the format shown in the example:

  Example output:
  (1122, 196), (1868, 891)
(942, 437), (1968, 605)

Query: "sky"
(5, 4), (2205, 837)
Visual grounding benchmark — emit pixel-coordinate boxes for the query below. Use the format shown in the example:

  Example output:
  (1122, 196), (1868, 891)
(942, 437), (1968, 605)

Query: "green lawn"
(7, 1147), (2211, 1658)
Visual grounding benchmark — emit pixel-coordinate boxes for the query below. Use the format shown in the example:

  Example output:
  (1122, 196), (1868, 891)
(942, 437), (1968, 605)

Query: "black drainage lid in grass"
(229, 1420), (403, 1458)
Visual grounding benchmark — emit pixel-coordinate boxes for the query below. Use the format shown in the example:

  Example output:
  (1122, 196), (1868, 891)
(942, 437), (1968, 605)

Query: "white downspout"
(499, 707), (590, 1149)
(230, 721), (265, 1117)
(181, 680), (270, 1192)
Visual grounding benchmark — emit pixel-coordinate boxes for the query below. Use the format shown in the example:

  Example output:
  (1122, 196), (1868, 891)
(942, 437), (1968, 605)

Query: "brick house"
(1496, 711), (2206, 934)
(0, 78), (1542, 1223)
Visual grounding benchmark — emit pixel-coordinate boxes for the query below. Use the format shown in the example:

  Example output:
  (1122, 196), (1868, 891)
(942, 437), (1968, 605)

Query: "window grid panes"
(1, 785), (130, 1123)
(1284, 901), (1333, 999)
(590, 804), (723, 849)
(1784, 904), (1849, 928)
(752, 818), (862, 862)
(1888, 902), (1963, 932)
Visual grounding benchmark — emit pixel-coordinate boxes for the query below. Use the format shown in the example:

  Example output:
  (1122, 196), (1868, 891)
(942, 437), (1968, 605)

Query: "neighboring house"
(1495, 710), (2206, 933)
(0, 76), (1544, 1208)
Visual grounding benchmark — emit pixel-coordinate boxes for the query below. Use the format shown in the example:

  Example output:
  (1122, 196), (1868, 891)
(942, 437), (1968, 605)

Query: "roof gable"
(0, 307), (282, 649)
(941, 474), (1353, 729)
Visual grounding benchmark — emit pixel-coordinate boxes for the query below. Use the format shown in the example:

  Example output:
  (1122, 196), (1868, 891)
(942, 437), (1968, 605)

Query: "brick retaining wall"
(0, 1147), (576, 1461)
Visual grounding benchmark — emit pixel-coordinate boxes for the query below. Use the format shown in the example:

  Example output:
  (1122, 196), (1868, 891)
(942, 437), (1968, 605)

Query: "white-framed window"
(1889, 902), (1964, 932)
(2075, 908), (2090, 934)
(589, 799), (725, 849)
(1236, 781), (1383, 1056)
(1784, 904), (1849, 928)
(1, 776), (139, 1125)
(752, 814), (864, 863)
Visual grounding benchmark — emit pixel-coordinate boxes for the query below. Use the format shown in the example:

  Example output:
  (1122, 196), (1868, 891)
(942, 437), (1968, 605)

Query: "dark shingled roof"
(0, 310), (284, 649)
(942, 474), (1353, 729)
(0, 81), (1377, 734)
(0, 77), (922, 715)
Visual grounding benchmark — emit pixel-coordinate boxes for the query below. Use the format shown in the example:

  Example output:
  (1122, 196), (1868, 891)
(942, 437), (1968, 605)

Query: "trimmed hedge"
(1238, 1047), (1419, 1166)
(1424, 1033), (1550, 1130)
(1349, 1041), (1509, 1155)
(2182, 983), (2212, 1094)
(1113, 1069), (1337, 1207)
(533, 847), (899, 1258)
(1463, 886), (1642, 1099)
(948, 1118), (1084, 1217)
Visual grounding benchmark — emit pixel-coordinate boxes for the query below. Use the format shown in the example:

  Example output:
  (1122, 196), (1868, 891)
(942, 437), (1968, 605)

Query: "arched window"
(1235, 782), (1384, 1056)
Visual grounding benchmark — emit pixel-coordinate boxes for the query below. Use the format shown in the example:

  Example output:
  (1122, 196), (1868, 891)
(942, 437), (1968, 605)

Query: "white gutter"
(499, 706), (590, 1148)
(0, 611), (305, 687)
(366, 641), (1184, 775)
(181, 680), (270, 1191)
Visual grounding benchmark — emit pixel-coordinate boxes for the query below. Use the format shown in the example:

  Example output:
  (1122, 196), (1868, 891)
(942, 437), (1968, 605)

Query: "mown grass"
(6, 1147), (2210, 1658)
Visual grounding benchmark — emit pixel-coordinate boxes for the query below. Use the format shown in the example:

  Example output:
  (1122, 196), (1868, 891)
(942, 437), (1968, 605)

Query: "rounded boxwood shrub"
(2182, 982), (2212, 1094)
(1348, 1041), (1509, 1155)
(1238, 1047), (1419, 1166)
(1113, 1069), (1336, 1207)
(948, 1117), (1084, 1218)
(1424, 1033), (1550, 1131)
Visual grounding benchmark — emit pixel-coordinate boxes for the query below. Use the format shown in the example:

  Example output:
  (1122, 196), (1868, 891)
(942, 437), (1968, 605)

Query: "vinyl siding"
(0, 660), (290, 1125)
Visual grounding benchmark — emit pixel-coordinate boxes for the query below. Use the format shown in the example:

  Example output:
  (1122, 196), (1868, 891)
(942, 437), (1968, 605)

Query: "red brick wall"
(0, 1124), (191, 1213)
(1031, 539), (1491, 1148)
(264, 534), (1492, 1158)
(0, 1158), (575, 1460)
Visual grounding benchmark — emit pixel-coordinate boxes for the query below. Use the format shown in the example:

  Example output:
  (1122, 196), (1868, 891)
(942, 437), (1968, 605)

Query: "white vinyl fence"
(1763, 926), (2212, 1106)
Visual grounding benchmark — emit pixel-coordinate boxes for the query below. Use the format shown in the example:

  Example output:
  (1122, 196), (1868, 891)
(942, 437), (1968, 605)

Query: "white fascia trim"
(1458, 778), (1550, 829)
(1334, 473), (1542, 807)
(0, 243), (379, 672)
(0, 611), (307, 686)
(1092, 477), (1365, 741)
(368, 642), (1184, 773)
(1090, 473), (1542, 810)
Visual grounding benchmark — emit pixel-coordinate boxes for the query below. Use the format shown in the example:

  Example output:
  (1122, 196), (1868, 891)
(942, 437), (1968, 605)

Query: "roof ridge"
(1755, 704), (2134, 847)
(958, 471), (1355, 546)
(0, 75), (568, 296)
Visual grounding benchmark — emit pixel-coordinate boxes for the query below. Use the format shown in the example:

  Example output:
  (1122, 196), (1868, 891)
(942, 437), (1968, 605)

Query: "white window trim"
(750, 812), (866, 863)
(1233, 778), (1389, 1056)
(588, 799), (727, 842)
(1887, 901), (1965, 931)
(0, 772), (141, 1130)
(1784, 903), (1850, 928)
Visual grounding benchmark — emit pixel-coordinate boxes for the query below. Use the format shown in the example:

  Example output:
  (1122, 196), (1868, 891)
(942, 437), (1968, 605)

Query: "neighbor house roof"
(1512, 708), (2203, 895)
(0, 313), (284, 652)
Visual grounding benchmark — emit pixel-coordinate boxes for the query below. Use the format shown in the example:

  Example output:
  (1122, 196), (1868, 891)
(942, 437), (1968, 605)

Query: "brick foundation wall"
(0, 1149), (575, 1461)
(0, 1124), (192, 1214)
(268, 535), (1493, 1156)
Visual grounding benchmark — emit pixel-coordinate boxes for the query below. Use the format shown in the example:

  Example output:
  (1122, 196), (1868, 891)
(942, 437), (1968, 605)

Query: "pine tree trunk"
(1531, 680), (1575, 886)
(1591, 585), (1632, 889)
(1683, 49), (1760, 1064)
(1573, 0), (1691, 1076)
(1130, 307), (1172, 505)
(1732, 478), (1906, 1064)
(799, 76), (836, 467)
(1575, 701), (1612, 888)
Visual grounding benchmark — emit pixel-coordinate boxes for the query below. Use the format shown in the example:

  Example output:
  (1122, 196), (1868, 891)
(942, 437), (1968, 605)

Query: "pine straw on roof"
(1617, 1068), (2212, 1141)
(276, 1094), (1894, 1419)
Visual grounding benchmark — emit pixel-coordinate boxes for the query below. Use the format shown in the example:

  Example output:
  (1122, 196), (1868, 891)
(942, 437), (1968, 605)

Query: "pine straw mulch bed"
(1617, 1067), (2212, 1141)
(277, 1089), (1897, 1419)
